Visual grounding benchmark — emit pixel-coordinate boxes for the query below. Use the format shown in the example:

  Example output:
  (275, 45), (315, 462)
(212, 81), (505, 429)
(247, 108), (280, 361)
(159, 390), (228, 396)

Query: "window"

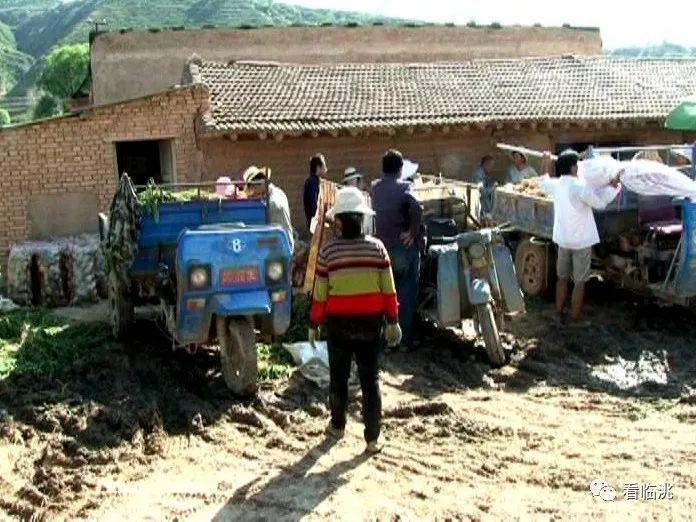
(115, 139), (175, 186)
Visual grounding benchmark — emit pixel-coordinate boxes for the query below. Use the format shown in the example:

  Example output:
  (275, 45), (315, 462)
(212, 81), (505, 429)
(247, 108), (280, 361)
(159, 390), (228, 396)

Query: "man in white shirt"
(540, 150), (620, 325)
(508, 151), (538, 184)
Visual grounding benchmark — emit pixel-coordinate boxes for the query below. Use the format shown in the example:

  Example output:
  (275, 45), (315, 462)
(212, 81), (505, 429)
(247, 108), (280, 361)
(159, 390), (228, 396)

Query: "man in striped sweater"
(309, 187), (402, 454)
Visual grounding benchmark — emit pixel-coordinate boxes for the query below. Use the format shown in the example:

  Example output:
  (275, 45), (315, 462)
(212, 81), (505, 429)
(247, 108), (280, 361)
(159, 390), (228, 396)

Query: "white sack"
(402, 160), (419, 181)
(283, 341), (330, 388)
(0, 297), (18, 312)
(619, 160), (696, 198)
(577, 156), (621, 188)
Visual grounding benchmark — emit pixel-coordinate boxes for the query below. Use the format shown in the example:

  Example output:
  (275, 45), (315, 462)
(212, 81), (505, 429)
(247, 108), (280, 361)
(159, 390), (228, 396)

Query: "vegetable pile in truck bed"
(512, 177), (547, 198)
(137, 180), (220, 219)
(103, 178), (223, 284)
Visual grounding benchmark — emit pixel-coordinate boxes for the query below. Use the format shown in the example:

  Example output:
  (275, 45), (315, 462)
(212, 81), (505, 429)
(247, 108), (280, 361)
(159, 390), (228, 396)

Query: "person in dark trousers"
(303, 153), (328, 230)
(371, 149), (423, 351)
(308, 187), (402, 454)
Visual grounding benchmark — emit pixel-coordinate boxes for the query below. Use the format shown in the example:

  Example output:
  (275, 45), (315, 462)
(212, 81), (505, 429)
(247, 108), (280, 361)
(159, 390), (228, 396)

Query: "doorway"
(115, 139), (175, 186)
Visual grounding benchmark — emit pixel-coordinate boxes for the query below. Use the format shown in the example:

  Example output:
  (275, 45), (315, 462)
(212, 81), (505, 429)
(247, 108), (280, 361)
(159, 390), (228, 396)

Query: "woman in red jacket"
(309, 187), (401, 454)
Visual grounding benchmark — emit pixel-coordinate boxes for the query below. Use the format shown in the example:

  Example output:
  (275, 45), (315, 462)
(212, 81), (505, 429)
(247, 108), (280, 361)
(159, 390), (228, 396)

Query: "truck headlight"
(468, 243), (486, 260)
(266, 261), (284, 282)
(189, 266), (210, 289)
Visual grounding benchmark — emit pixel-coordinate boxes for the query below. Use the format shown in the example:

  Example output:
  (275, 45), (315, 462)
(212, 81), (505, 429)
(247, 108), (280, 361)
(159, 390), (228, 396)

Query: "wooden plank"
(303, 179), (338, 294)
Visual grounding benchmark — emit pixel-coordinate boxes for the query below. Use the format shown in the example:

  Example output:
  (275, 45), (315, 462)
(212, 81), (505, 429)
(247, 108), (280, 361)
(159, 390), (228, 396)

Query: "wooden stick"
(303, 179), (338, 294)
(496, 143), (558, 161)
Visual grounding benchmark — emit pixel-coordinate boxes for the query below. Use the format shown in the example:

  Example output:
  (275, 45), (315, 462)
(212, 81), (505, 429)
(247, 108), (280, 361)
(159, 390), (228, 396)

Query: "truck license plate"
(220, 267), (259, 286)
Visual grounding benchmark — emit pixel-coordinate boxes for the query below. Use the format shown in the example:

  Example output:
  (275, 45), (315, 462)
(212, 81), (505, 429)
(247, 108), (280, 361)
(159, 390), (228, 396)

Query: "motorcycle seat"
(644, 219), (683, 236)
(639, 196), (682, 236)
(456, 230), (492, 248)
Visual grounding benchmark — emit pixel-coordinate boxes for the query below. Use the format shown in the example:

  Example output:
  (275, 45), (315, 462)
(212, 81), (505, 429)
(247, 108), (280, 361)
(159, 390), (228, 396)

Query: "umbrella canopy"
(665, 96), (696, 131)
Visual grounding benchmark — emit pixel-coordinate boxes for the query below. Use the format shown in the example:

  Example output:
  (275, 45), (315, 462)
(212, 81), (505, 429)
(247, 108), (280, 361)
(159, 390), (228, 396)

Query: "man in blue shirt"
(473, 154), (496, 217)
(371, 149), (423, 350)
(303, 154), (327, 230)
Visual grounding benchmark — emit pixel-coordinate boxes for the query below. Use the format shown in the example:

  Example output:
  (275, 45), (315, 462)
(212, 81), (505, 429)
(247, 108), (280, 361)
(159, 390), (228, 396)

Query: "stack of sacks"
(7, 234), (105, 307)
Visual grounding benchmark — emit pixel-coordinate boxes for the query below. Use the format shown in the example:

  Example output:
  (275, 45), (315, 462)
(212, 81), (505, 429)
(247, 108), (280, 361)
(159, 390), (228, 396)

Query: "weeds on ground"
(257, 342), (295, 382)
(0, 308), (110, 379)
(256, 293), (311, 381)
(279, 293), (311, 344)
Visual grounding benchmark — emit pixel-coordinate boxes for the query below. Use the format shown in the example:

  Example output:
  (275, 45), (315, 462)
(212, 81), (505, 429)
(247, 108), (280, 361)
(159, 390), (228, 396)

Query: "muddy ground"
(1, 284), (695, 521)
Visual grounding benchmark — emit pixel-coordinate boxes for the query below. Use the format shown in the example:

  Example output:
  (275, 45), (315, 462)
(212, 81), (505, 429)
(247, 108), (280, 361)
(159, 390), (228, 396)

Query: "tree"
(37, 43), (89, 100)
(33, 93), (60, 120)
(0, 108), (10, 126)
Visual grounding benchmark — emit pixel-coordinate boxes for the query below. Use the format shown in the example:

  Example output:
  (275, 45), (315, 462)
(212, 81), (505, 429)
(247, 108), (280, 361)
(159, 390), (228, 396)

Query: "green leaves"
(37, 43), (89, 100)
(279, 293), (310, 344)
(0, 309), (110, 380)
(32, 92), (60, 119)
(257, 341), (294, 381)
(255, 294), (312, 381)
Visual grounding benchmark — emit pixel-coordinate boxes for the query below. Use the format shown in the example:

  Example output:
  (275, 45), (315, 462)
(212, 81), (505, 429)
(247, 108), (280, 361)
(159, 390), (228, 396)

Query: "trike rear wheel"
(216, 317), (258, 396)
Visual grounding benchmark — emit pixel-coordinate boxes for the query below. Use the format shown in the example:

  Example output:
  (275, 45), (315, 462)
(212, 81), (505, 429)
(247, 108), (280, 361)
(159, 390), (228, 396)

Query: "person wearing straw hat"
(243, 165), (294, 252)
(671, 146), (693, 167)
(342, 166), (375, 235)
(342, 166), (364, 189)
(308, 187), (401, 454)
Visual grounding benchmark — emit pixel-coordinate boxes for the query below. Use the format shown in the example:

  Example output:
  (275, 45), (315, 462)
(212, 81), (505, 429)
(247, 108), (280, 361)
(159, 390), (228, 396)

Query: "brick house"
(0, 86), (208, 269)
(1, 55), (696, 268)
(189, 55), (696, 235)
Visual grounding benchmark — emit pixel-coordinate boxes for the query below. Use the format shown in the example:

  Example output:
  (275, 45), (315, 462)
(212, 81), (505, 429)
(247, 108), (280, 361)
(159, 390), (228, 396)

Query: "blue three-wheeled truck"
(100, 176), (292, 395)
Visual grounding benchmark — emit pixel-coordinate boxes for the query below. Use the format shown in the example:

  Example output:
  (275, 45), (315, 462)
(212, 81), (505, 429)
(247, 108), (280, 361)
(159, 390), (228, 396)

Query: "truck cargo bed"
(493, 186), (640, 241)
(492, 188), (553, 238)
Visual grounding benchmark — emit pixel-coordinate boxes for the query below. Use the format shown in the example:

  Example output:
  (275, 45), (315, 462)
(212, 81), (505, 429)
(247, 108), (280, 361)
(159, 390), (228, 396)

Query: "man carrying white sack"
(540, 150), (621, 326)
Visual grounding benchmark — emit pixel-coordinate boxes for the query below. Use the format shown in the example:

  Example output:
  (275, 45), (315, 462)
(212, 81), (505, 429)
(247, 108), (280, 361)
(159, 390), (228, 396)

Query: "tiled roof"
(189, 56), (696, 135)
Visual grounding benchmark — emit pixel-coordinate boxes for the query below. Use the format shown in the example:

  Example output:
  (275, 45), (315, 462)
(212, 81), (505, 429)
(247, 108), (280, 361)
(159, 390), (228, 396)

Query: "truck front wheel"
(475, 303), (507, 367)
(216, 317), (258, 396)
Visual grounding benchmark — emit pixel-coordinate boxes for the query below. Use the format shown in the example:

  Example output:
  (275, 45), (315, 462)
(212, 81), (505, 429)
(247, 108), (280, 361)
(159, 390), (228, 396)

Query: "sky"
(290, 0), (696, 49)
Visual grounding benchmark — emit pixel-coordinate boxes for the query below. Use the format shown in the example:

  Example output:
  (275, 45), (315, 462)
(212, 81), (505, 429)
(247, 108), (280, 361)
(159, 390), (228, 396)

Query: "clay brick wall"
(0, 86), (207, 268)
(199, 124), (689, 236)
(91, 25), (603, 106)
(2, 83), (692, 271)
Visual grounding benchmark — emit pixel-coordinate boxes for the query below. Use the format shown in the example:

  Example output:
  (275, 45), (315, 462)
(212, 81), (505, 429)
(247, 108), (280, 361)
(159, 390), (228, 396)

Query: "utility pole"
(87, 18), (108, 34)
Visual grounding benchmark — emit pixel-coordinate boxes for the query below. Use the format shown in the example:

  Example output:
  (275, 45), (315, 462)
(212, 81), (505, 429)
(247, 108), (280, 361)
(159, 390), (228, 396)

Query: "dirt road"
(1, 287), (695, 520)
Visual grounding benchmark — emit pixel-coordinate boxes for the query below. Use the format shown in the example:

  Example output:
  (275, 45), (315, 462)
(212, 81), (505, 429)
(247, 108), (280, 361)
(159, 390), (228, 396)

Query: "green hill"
(608, 42), (696, 58)
(0, 19), (33, 93)
(0, 0), (410, 119)
(4, 1), (695, 122)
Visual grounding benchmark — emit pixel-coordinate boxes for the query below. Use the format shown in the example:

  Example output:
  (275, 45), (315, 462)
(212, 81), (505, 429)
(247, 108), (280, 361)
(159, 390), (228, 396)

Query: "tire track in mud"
(371, 396), (525, 487)
(3, 296), (696, 520)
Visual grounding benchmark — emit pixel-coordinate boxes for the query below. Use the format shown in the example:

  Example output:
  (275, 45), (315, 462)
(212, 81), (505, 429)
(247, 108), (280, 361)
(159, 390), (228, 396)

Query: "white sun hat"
(342, 166), (363, 185)
(671, 146), (693, 163)
(327, 186), (375, 218)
